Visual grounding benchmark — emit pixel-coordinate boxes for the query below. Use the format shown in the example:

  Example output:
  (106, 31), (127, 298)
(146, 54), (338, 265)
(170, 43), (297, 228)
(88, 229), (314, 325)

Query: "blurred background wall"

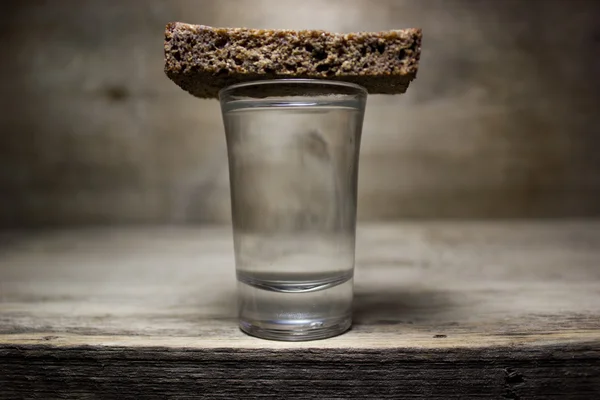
(0, 0), (598, 227)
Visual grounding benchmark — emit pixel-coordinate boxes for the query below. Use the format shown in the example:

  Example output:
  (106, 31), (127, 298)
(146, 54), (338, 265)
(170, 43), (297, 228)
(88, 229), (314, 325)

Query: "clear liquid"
(223, 99), (363, 340)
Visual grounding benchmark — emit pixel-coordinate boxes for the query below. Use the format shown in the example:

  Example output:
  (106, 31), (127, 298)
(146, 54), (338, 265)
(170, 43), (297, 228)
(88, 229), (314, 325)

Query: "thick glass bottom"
(239, 316), (351, 341)
(236, 275), (353, 341)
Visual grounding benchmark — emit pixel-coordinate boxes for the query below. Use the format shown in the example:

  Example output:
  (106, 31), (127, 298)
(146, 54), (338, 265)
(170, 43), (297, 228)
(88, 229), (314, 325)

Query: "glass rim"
(218, 79), (368, 100)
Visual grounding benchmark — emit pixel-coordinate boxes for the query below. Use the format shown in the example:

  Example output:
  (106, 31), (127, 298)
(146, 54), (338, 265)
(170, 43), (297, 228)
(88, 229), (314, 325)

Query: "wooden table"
(1, 221), (599, 399)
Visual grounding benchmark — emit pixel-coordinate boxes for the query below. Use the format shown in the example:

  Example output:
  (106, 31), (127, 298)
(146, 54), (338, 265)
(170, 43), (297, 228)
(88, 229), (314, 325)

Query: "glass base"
(236, 276), (353, 341)
(239, 316), (352, 341)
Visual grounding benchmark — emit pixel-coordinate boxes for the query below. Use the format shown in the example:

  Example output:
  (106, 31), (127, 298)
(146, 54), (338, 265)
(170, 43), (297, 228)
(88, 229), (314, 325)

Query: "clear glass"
(219, 79), (367, 341)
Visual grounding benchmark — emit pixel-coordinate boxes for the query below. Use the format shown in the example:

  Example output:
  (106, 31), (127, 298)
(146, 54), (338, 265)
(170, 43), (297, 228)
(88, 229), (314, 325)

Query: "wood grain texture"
(1, 221), (600, 398)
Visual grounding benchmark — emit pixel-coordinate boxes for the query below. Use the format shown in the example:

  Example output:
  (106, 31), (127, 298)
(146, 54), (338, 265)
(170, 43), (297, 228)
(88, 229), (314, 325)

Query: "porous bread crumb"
(164, 23), (422, 99)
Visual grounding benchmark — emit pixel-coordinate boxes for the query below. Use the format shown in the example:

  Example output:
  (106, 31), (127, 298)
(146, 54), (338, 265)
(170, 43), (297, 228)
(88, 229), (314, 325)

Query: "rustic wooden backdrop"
(0, 0), (599, 227)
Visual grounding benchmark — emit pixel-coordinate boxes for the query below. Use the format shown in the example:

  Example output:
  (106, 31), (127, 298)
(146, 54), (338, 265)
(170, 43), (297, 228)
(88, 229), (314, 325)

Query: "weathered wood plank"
(1, 221), (599, 398)
(0, 345), (599, 399)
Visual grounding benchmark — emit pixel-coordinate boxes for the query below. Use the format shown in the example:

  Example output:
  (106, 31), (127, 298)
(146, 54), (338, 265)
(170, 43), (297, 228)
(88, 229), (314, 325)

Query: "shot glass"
(219, 79), (367, 341)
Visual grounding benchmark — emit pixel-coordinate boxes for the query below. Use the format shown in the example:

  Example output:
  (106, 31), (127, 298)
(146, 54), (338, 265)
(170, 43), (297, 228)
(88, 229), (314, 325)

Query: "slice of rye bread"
(164, 23), (422, 99)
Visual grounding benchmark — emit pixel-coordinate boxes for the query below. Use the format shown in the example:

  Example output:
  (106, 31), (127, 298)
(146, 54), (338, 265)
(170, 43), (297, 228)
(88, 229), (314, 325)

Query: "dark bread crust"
(164, 23), (422, 99)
